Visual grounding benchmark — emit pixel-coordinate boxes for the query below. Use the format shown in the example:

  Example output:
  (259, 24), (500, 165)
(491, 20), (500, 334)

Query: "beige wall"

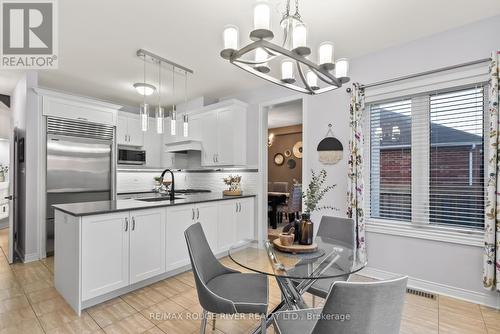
(268, 125), (302, 190)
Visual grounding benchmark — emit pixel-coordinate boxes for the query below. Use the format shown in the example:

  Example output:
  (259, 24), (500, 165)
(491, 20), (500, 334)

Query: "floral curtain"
(347, 83), (366, 253)
(484, 51), (500, 291)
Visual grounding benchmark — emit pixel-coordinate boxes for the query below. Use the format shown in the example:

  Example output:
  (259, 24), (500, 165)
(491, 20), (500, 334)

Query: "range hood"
(165, 140), (202, 153)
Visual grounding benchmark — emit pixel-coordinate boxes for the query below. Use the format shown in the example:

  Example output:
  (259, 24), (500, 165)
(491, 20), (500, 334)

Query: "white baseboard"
(359, 267), (500, 310)
(23, 252), (39, 263)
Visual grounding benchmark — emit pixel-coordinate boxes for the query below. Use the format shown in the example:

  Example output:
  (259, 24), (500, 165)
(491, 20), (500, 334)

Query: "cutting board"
(272, 239), (318, 254)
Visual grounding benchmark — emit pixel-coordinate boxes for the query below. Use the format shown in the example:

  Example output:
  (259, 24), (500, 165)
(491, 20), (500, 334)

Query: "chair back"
(317, 216), (355, 248)
(184, 223), (236, 314)
(312, 277), (408, 334)
(272, 182), (288, 193)
(288, 184), (302, 212)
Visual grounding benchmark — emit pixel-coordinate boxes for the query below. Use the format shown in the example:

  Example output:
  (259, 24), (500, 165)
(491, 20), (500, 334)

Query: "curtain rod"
(359, 57), (491, 90)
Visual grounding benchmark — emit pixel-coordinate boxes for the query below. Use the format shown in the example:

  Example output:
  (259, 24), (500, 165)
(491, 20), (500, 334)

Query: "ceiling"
(1, 0), (500, 107)
(268, 99), (302, 128)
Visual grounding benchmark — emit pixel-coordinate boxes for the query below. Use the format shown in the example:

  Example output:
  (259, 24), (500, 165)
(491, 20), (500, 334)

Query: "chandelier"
(220, 0), (350, 95)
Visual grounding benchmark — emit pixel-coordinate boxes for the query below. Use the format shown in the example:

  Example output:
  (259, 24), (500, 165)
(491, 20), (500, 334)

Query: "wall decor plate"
(287, 159), (296, 169)
(284, 149), (292, 157)
(274, 153), (285, 166)
(292, 141), (303, 158)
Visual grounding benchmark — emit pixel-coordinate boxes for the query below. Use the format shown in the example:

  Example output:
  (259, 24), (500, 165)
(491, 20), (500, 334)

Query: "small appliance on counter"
(118, 148), (146, 165)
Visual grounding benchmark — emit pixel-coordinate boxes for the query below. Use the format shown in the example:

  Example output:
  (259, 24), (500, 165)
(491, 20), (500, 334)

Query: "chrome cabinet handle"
(192, 208), (195, 220)
(197, 208), (200, 219)
(132, 217), (135, 231)
(236, 202), (238, 212)
(238, 203), (241, 212)
(125, 217), (129, 231)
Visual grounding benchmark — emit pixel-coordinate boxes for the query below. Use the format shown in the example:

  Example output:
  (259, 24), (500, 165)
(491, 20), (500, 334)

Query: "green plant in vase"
(299, 169), (336, 245)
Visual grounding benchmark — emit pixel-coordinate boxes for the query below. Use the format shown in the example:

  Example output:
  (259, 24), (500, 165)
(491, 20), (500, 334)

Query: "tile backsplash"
(117, 171), (258, 195)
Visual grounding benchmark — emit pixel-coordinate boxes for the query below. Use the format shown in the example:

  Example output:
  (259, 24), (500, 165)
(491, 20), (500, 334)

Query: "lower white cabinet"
(165, 204), (197, 271)
(196, 202), (219, 250)
(237, 197), (255, 241)
(217, 197), (255, 251)
(81, 212), (130, 301)
(129, 209), (166, 284)
(81, 208), (166, 300)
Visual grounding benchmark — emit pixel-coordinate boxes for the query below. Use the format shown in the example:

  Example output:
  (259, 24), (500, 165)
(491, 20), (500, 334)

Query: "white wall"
(225, 15), (500, 307)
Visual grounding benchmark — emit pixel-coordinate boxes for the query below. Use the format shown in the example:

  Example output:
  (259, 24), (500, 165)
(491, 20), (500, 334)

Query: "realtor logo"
(1, 0), (58, 69)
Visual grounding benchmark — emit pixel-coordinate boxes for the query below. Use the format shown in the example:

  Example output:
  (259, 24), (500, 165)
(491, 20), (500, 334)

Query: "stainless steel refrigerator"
(46, 117), (115, 254)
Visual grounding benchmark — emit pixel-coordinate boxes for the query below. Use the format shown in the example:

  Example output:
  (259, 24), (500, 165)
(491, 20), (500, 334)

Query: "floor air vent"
(406, 288), (436, 300)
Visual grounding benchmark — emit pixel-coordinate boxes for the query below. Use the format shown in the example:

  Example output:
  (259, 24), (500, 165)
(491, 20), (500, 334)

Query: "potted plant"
(0, 165), (8, 182)
(299, 169), (336, 245)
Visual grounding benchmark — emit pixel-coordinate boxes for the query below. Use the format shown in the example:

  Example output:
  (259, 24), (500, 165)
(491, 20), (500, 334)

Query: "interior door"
(129, 208), (166, 284)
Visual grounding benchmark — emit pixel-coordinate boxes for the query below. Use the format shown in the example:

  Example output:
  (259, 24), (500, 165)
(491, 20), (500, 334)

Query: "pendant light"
(170, 67), (177, 136)
(140, 55), (149, 131)
(183, 72), (189, 137)
(156, 60), (164, 134)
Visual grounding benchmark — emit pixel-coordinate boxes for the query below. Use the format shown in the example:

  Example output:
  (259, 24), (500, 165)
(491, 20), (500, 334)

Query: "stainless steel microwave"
(118, 149), (146, 165)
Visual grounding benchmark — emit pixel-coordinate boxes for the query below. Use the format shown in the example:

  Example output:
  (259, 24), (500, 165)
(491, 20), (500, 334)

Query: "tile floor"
(0, 228), (499, 334)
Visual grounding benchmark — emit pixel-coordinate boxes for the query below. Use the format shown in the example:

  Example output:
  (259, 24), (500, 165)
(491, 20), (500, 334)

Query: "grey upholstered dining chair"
(184, 223), (269, 333)
(274, 276), (408, 334)
(292, 216), (356, 306)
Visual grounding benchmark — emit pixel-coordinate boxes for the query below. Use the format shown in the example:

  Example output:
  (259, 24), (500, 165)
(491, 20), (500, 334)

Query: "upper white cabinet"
(117, 114), (144, 147)
(197, 100), (247, 167)
(35, 88), (120, 126)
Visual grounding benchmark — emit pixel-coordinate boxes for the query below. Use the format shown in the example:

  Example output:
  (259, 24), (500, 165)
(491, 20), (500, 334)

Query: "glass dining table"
(228, 236), (367, 333)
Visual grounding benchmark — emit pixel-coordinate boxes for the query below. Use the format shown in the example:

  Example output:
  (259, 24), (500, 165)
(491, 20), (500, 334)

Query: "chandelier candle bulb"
(319, 42), (335, 70)
(335, 58), (349, 80)
(281, 60), (295, 83)
(223, 25), (238, 50)
(306, 71), (319, 90)
(254, 1), (271, 30)
(140, 104), (149, 132)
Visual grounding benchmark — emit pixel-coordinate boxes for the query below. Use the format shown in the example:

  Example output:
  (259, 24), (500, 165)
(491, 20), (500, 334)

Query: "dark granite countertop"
(53, 193), (256, 217)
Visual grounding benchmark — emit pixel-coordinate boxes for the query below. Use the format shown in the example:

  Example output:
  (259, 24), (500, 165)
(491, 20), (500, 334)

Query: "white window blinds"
(368, 85), (485, 230)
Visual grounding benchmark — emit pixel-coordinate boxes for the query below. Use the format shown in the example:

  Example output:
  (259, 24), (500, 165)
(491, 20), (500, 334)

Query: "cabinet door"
(144, 118), (162, 167)
(165, 205), (196, 271)
(127, 117), (144, 147)
(195, 202), (219, 252)
(237, 198), (255, 241)
(81, 212), (129, 300)
(199, 112), (218, 166)
(217, 200), (237, 251)
(216, 108), (235, 165)
(116, 116), (129, 145)
(129, 208), (166, 284)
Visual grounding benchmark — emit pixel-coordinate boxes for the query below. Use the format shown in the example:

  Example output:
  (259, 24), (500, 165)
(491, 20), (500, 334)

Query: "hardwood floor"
(0, 230), (498, 333)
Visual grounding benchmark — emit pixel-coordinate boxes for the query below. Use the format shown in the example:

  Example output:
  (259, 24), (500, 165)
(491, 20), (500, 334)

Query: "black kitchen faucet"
(160, 169), (175, 201)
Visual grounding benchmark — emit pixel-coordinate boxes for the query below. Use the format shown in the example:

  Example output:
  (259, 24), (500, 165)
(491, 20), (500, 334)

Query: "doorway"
(264, 98), (303, 240)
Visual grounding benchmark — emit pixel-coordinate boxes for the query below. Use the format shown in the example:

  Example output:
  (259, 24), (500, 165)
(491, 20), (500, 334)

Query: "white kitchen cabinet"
(198, 112), (218, 166)
(165, 204), (196, 271)
(81, 212), (129, 300)
(195, 202), (219, 250)
(237, 197), (255, 241)
(143, 118), (163, 167)
(36, 88), (120, 126)
(217, 200), (238, 251)
(129, 208), (166, 284)
(117, 114), (144, 147)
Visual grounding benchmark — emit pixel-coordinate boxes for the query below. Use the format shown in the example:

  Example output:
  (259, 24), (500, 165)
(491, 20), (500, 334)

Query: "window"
(369, 86), (485, 230)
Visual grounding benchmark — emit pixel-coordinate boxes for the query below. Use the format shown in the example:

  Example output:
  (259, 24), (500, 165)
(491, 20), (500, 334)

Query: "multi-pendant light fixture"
(220, 0), (350, 94)
(135, 49), (193, 135)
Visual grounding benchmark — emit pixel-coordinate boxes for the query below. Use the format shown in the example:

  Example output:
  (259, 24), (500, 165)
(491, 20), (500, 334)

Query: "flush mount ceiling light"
(220, 0), (350, 95)
(135, 49), (193, 133)
(133, 82), (156, 96)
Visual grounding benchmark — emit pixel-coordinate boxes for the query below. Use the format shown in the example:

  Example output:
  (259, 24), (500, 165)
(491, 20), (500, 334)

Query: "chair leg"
(200, 309), (208, 334)
(312, 295), (316, 307)
(261, 314), (267, 333)
(212, 317), (216, 330)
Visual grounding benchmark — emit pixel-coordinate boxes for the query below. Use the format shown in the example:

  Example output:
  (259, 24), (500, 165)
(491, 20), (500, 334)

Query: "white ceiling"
(268, 99), (302, 128)
(1, 0), (500, 107)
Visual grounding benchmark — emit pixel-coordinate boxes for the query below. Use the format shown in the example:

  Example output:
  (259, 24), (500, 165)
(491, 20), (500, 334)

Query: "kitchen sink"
(135, 196), (185, 202)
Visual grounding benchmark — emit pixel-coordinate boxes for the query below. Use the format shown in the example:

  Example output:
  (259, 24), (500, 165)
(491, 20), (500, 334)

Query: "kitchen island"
(53, 193), (256, 315)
